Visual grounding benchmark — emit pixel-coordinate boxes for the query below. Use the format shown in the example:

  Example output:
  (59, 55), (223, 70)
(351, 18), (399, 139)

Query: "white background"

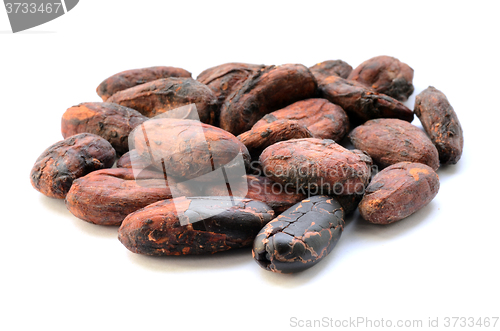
(1, 1), (499, 330)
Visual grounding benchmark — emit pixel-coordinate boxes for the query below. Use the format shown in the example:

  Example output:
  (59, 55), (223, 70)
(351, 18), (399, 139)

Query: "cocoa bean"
(116, 149), (150, 169)
(107, 78), (218, 125)
(319, 75), (414, 123)
(197, 62), (265, 107)
(359, 162), (440, 224)
(65, 168), (173, 226)
(259, 138), (372, 195)
(414, 86), (463, 164)
(61, 102), (147, 154)
(348, 56), (414, 101)
(252, 98), (349, 141)
(96, 66), (192, 101)
(118, 197), (274, 255)
(219, 64), (317, 135)
(349, 118), (440, 170)
(30, 133), (115, 199)
(131, 118), (250, 181)
(252, 195), (344, 273)
(237, 120), (313, 158)
(309, 60), (353, 81)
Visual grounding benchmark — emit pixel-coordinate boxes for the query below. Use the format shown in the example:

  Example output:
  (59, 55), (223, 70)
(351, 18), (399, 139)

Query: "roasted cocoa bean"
(259, 138), (372, 195)
(219, 64), (317, 135)
(237, 120), (313, 158)
(414, 86), (463, 164)
(107, 78), (218, 125)
(252, 195), (344, 273)
(348, 56), (414, 101)
(118, 197), (274, 255)
(61, 102), (147, 154)
(65, 168), (174, 226)
(197, 63), (265, 107)
(318, 75), (414, 123)
(96, 66), (192, 101)
(252, 98), (349, 141)
(359, 162), (440, 224)
(309, 60), (353, 81)
(30, 133), (116, 199)
(349, 118), (440, 170)
(131, 118), (250, 181)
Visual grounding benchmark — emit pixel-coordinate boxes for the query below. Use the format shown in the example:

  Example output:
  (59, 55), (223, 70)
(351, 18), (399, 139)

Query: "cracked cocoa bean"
(219, 64), (317, 135)
(349, 118), (440, 170)
(309, 60), (353, 81)
(252, 195), (344, 273)
(61, 102), (147, 154)
(259, 138), (372, 195)
(107, 78), (218, 125)
(66, 168), (173, 226)
(318, 75), (414, 123)
(30, 133), (116, 199)
(131, 118), (250, 181)
(359, 162), (440, 224)
(252, 98), (349, 141)
(414, 86), (463, 164)
(348, 56), (414, 101)
(197, 62), (265, 107)
(237, 120), (313, 159)
(96, 66), (192, 101)
(118, 197), (274, 255)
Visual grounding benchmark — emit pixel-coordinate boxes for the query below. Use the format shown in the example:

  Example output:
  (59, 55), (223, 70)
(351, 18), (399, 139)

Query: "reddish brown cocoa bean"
(116, 149), (151, 170)
(319, 75), (414, 123)
(219, 64), (317, 135)
(204, 175), (307, 215)
(61, 102), (147, 154)
(359, 162), (440, 224)
(65, 168), (174, 226)
(131, 119), (250, 180)
(197, 63), (265, 107)
(30, 133), (116, 199)
(237, 120), (313, 158)
(252, 98), (349, 141)
(107, 78), (218, 125)
(349, 118), (440, 170)
(348, 56), (414, 101)
(96, 66), (192, 101)
(414, 86), (464, 164)
(309, 60), (353, 81)
(118, 197), (274, 255)
(259, 138), (372, 195)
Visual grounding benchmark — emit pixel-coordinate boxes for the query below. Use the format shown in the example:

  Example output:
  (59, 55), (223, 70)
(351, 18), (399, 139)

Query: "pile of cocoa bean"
(31, 56), (463, 274)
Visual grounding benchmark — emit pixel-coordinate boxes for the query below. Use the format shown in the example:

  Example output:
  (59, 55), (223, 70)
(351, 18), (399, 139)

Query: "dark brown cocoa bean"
(61, 102), (147, 154)
(349, 118), (440, 170)
(237, 120), (313, 158)
(96, 66), (192, 101)
(252, 195), (344, 273)
(197, 63), (265, 107)
(131, 119), (250, 181)
(348, 56), (414, 101)
(107, 78), (218, 125)
(414, 86), (463, 164)
(65, 168), (174, 226)
(219, 64), (317, 135)
(359, 162), (440, 224)
(259, 138), (372, 195)
(252, 98), (349, 141)
(319, 75), (414, 123)
(30, 133), (116, 199)
(309, 60), (353, 80)
(118, 197), (274, 255)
